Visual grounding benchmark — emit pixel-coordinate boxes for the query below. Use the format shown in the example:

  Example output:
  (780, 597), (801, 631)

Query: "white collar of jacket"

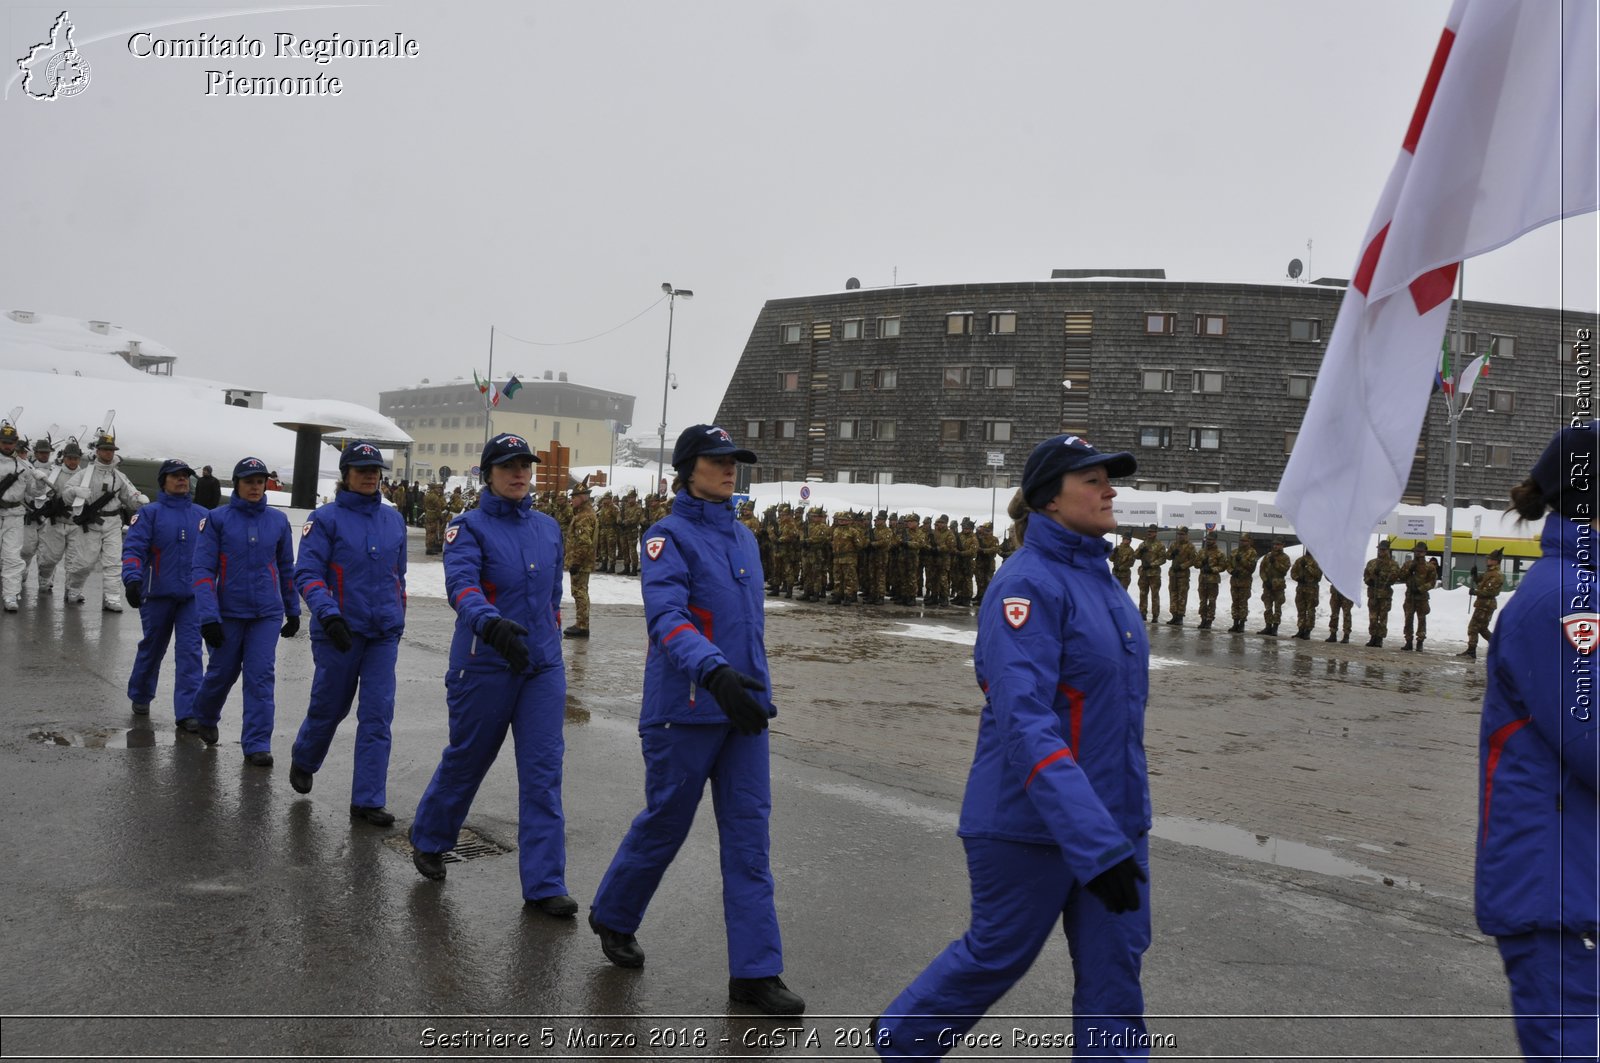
(671, 490), (737, 527)
(1022, 513), (1114, 567)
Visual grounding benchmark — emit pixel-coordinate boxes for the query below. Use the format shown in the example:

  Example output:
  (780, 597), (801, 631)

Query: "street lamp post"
(657, 282), (693, 495)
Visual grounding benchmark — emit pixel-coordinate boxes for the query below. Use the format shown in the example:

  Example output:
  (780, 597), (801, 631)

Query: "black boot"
(1366, 636), (1383, 648)
(1294, 629), (1309, 640)
(1228, 620), (1243, 633)
(1457, 647), (1477, 659)
(1325, 631), (1338, 642)
(1401, 637), (1413, 651)
(1166, 616), (1183, 625)
(589, 912), (644, 968)
(1341, 632), (1350, 643)
(1199, 619), (1212, 630)
(1416, 638), (1425, 653)
(729, 975), (805, 1016)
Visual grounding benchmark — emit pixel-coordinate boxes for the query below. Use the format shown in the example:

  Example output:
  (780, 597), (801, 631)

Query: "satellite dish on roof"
(1287, 258), (1304, 279)
(845, 277), (861, 290)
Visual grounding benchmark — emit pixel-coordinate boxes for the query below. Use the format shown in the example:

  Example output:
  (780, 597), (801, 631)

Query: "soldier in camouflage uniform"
(920, 517), (936, 599)
(738, 501), (764, 586)
(928, 515), (957, 607)
(1396, 543), (1440, 652)
(1325, 584), (1354, 643)
(620, 489), (644, 575)
(1110, 531), (1136, 591)
(758, 505), (777, 589)
(595, 493), (619, 573)
(1362, 540), (1403, 647)
(1256, 538), (1291, 636)
(830, 512), (865, 604)
(448, 486), (465, 517)
(803, 507), (831, 601)
(565, 483), (596, 637)
(974, 521), (999, 605)
(896, 513), (926, 605)
(867, 511), (896, 605)
(554, 490), (573, 546)
(1135, 523), (1167, 622)
(1226, 532), (1258, 633)
(775, 504), (802, 598)
(1194, 530), (1227, 629)
(1289, 548), (1323, 639)
(1458, 550), (1503, 659)
(423, 483), (445, 554)
(1165, 526), (1198, 625)
(950, 518), (977, 606)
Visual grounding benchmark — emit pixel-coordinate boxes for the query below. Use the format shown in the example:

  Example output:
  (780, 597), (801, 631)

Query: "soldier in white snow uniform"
(63, 433), (147, 611)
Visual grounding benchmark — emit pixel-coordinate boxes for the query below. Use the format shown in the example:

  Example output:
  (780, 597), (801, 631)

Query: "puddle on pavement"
(1153, 815), (1417, 890)
(29, 725), (163, 749)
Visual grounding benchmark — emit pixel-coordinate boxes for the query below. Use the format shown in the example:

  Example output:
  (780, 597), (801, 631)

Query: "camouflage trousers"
(1466, 601), (1497, 651)
(1327, 592), (1353, 637)
(1230, 579), (1254, 624)
(1294, 585), (1320, 633)
(1368, 593), (1393, 639)
(597, 529), (617, 572)
(951, 559), (972, 604)
(832, 556), (859, 601)
(570, 568), (590, 630)
(1138, 569), (1161, 619)
(1167, 572), (1191, 618)
(776, 547), (800, 593)
(1197, 577), (1220, 622)
(1114, 569), (1133, 591)
(1402, 593), (1431, 640)
(926, 557), (949, 603)
(974, 562), (994, 603)
(1260, 582), (1286, 627)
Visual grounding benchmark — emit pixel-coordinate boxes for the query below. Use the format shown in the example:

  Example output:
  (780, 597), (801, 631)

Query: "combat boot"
(1457, 647), (1477, 659)
(1166, 616), (1183, 626)
(1199, 619), (1212, 630)
(1325, 631), (1337, 642)
(1415, 638), (1425, 653)
(1256, 625), (1272, 635)
(563, 626), (590, 639)
(1294, 629), (1310, 640)
(1341, 632), (1350, 643)
(729, 975), (805, 1016)
(1401, 638), (1413, 651)
(1366, 636), (1383, 648)
(1228, 620), (1244, 633)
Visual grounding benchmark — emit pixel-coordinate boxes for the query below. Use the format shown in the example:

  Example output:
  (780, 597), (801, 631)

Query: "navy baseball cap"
(157, 459), (195, 483)
(1021, 434), (1136, 508)
(1530, 421), (1598, 520)
(339, 440), (389, 471)
(232, 456), (269, 480)
(481, 433), (539, 470)
(672, 424), (757, 468)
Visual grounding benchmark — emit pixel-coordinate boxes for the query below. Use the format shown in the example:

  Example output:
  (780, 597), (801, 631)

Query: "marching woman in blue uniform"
(875, 434), (1153, 1059)
(289, 441), (407, 827)
(408, 433), (577, 917)
(189, 457), (301, 763)
(121, 459), (209, 719)
(1477, 421), (1598, 1061)
(589, 424), (804, 1017)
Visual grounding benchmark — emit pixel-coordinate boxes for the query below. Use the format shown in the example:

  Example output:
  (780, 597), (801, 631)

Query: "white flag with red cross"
(1279, 0), (1598, 598)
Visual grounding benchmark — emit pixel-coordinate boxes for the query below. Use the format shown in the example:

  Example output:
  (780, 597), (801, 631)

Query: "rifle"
(0, 471), (18, 499)
(74, 485), (117, 529)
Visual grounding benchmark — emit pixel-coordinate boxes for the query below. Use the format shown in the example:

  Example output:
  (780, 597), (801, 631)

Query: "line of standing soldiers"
(741, 504), (1005, 608)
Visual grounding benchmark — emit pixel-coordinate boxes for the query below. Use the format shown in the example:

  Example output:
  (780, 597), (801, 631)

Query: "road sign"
(799, 485), (811, 501)
(986, 451), (1005, 467)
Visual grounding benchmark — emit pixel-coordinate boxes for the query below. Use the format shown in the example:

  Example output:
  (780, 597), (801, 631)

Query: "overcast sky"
(5, 0), (1595, 443)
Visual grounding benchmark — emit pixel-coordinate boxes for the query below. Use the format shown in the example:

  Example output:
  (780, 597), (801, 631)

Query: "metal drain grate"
(384, 826), (513, 864)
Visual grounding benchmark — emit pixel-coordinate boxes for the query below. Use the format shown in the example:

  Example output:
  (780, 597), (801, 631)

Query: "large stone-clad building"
(714, 269), (1595, 506)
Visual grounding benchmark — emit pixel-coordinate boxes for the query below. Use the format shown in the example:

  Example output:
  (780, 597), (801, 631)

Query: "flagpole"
(1442, 264), (1464, 584)
(485, 325), (495, 446)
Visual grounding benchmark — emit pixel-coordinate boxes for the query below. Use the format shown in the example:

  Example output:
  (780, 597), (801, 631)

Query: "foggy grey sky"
(5, 0), (1595, 441)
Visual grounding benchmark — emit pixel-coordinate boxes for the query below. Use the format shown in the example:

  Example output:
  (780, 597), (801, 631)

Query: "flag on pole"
(1457, 350), (1492, 400)
(472, 369), (489, 396)
(488, 383), (500, 407)
(502, 375), (523, 401)
(1436, 337), (1453, 396)
(1278, 0), (1598, 597)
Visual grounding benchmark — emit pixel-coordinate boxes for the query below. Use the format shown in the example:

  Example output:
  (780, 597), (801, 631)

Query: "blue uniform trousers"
(1497, 929), (1599, 1062)
(191, 617), (280, 755)
(291, 633), (399, 809)
(410, 666), (568, 901)
(592, 722), (782, 979)
(127, 596), (201, 721)
(878, 835), (1151, 1060)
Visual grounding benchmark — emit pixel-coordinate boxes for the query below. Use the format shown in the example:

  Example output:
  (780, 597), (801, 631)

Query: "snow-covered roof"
(0, 309), (409, 476)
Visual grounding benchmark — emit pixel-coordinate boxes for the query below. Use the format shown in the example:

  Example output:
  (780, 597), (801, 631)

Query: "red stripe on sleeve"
(1480, 716), (1531, 845)
(453, 586), (483, 605)
(661, 622), (695, 644)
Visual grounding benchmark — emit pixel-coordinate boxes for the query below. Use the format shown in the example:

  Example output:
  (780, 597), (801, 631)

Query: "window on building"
(873, 419), (897, 441)
(1064, 312), (1094, 336)
(1561, 339), (1579, 362)
(1145, 312), (1176, 335)
(878, 315), (901, 338)
(1195, 313), (1227, 336)
(984, 420), (1013, 442)
(1451, 331), (1478, 354)
(875, 471), (895, 485)
(1556, 393), (1580, 419)
(1188, 481), (1222, 493)
(838, 420), (858, 440)
(746, 420), (762, 439)
(1486, 388), (1515, 413)
(780, 322), (803, 344)
(944, 366), (971, 388)
(940, 419), (967, 442)
(1490, 334), (1515, 358)
(1486, 444), (1513, 468)
(1287, 374), (1315, 400)
(1141, 368), (1174, 392)
(1194, 370), (1224, 394)
(840, 369), (859, 391)
(875, 368), (898, 389)
(779, 371), (799, 391)
(946, 312), (974, 336)
(841, 318), (862, 341)
(985, 366), (1015, 388)
(939, 473), (960, 488)
(1189, 426), (1221, 451)
(1289, 318), (1322, 342)
(988, 311), (1017, 335)
(778, 419), (797, 439)
(1458, 441), (1473, 465)
(1135, 479), (1169, 491)
(1283, 430), (1297, 455)
(1139, 426), (1172, 449)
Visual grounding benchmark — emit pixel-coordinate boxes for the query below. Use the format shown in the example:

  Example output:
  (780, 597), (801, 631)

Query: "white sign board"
(1189, 500), (1224, 526)
(1373, 512), (1399, 535)
(1227, 498), (1258, 523)
(1398, 514), (1436, 537)
(1161, 504), (1193, 527)
(1257, 504), (1288, 527)
(1116, 500), (1159, 525)
(986, 451), (1005, 467)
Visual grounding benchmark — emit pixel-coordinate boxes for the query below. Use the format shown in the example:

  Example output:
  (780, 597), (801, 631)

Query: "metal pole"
(657, 294), (675, 496)
(608, 419), (616, 494)
(484, 325), (496, 446)
(990, 468), (997, 526)
(1442, 264), (1464, 584)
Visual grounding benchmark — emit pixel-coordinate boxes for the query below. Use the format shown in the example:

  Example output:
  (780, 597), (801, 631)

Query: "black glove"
(280, 615), (300, 639)
(569, 567), (580, 578)
(323, 615), (354, 653)
(201, 622), (225, 649)
(124, 582), (143, 609)
(1470, 564), (1479, 582)
(1084, 856), (1146, 914)
(481, 617), (530, 673)
(703, 665), (769, 736)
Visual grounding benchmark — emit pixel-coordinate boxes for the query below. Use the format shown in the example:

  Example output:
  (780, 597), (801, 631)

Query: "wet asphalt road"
(1, 541), (1517, 1060)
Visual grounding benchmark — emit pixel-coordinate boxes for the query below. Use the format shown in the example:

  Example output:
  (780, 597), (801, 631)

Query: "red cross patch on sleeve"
(197, 518), (206, 532)
(301, 520), (313, 537)
(1003, 596), (1032, 629)
(128, 513), (139, 525)
(645, 536), (666, 561)
(1562, 612), (1599, 654)
(444, 525), (460, 545)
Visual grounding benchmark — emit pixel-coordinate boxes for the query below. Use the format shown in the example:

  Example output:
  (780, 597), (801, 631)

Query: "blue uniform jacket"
(192, 494), (300, 623)
(1477, 515), (1599, 936)
(959, 514), (1151, 885)
(444, 487), (564, 674)
(640, 490), (773, 727)
(294, 490), (408, 639)
(121, 491), (209, 599)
